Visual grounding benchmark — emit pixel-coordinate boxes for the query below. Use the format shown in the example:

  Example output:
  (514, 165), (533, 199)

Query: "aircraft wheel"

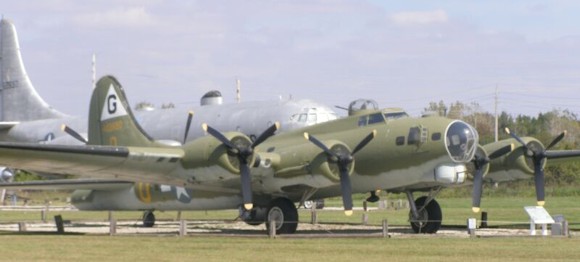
(242, 207), (265, 226)
(142, 211), (155, 228)
(266, 198), (298, 234)
(409, 196), (442, 234)
(303, 199), (325, 209)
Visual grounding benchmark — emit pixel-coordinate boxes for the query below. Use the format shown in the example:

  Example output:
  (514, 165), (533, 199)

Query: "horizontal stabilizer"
(0, 121), (19, 130)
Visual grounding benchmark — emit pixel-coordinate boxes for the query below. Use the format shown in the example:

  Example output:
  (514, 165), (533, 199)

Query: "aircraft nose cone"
(445, 121), (478, 163)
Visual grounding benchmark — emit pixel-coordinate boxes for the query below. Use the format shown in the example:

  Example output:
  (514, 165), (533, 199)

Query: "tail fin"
(0, 19), (67, 121)
(88, 75), (157, 147)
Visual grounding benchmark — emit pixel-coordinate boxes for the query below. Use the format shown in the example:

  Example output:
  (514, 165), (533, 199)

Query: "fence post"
(268, 220), (276, 238)
(109, 219), (117, 236)
(179, 220), (187, 237)
(480, 212), (488, 228)
(54, 215), (65, 234)
(310, 209), (318, 225)
(18, 222), (27, 232)
(382, 219), (389, 238)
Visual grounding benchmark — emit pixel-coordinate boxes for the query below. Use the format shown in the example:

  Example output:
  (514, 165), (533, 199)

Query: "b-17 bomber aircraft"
(0, 20), (580, 233)
(5, 75), (578, 234)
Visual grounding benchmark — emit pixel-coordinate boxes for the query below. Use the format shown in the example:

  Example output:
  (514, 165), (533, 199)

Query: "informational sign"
(524, 206), (554, 236)
(524, 206), (555, 224)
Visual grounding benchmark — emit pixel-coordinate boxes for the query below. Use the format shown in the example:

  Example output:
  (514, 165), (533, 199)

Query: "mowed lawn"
(1, 196), (580, 261)
(0, 234), (578, 261)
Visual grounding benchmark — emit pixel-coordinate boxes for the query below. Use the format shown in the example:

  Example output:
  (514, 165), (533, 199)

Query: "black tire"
(266, 198), (298, 234)
(315, 199), (325, 209)
(303, 199), (325, 209)
(409, 196), (442, 234)
(243, 208), (265, 226)
(142, 211), (155, 228)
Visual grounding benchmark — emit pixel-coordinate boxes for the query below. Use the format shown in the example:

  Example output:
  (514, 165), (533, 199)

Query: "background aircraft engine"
(181, 132), (256, 174)
(487, 137), (544, 176)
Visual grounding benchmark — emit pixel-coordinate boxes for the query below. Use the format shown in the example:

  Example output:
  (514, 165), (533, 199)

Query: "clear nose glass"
(445, 121), (478, 162)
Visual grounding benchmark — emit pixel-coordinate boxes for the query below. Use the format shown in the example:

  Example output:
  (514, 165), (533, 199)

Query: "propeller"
(304, 130), (377, 216)
(471, 144), (513, 213)
(505, 128), (567, 206)
(183, 111), (194, 144)
(61, 124), (88, 144)
(203, 122), (280, 210)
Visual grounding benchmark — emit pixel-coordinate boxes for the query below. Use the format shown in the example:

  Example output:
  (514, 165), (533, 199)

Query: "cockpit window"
(291, 110), (339, 125)
(384, 112), (408, 120)
(298, 113), (308, 122)
(368, 113), (385, 125)
(308, 113), (317, 123)
(359, 113), (385, 126)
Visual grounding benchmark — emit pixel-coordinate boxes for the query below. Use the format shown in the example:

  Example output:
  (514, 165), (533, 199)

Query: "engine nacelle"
(464, 145), (490, 181)
(271, 140), (353, 183)
(181, 131), (255, 174)
(485, 137), (544, 182)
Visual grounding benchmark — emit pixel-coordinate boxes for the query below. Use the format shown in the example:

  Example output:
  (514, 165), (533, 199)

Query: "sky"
(3, 0), (580, 118)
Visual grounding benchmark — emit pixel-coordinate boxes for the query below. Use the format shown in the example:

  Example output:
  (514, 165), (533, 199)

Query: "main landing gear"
(142, 210), (155, 227)
(241, 197), (299, 234)
(406, 190), (442, 234)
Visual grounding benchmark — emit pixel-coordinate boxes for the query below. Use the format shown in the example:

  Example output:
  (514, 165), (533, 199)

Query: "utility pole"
(92, 53), (96, 89)
(494, 85), (499, 142)
(236, 78), (241, 103)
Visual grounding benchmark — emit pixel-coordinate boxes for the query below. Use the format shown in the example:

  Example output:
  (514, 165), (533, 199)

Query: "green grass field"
(0, 234), (578, 261)
(1, 195), (580, 261)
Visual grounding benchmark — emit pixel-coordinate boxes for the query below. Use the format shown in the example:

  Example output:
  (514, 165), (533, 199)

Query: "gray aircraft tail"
(0, 19), (67, 122)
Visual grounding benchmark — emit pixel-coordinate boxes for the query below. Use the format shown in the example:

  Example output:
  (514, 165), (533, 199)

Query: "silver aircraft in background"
(0, 18), (338, 145)
(0, 18), (338, 209)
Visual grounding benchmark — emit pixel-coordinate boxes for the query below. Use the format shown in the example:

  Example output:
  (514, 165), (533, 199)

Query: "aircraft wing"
(0, 142), (185, 185)
(0, 179), (133, 190)
(546, 150), (580, 162)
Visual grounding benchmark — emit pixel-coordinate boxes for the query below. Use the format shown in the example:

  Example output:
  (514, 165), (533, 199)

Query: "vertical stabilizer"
(88, 75), (157, 147)
(0, 19), (66, 121)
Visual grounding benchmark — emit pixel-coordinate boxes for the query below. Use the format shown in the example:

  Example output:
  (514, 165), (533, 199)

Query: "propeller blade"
(471, 167), (484, 213)
(545, 131), (566, 150)
(239, 162), (253, 210)
(488, 144), (514, 160)
(534, 158), (545, 206)
(61, 125), (88, 144)
(351, 130), (377, 155)
(304, 132), (338, 159)
(339, 166), (353, 216)
(183, 111), (194, 144)
(504, 128), (528, 150)
(202, 123), (235, 149)
(252, 122), (280, 148)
